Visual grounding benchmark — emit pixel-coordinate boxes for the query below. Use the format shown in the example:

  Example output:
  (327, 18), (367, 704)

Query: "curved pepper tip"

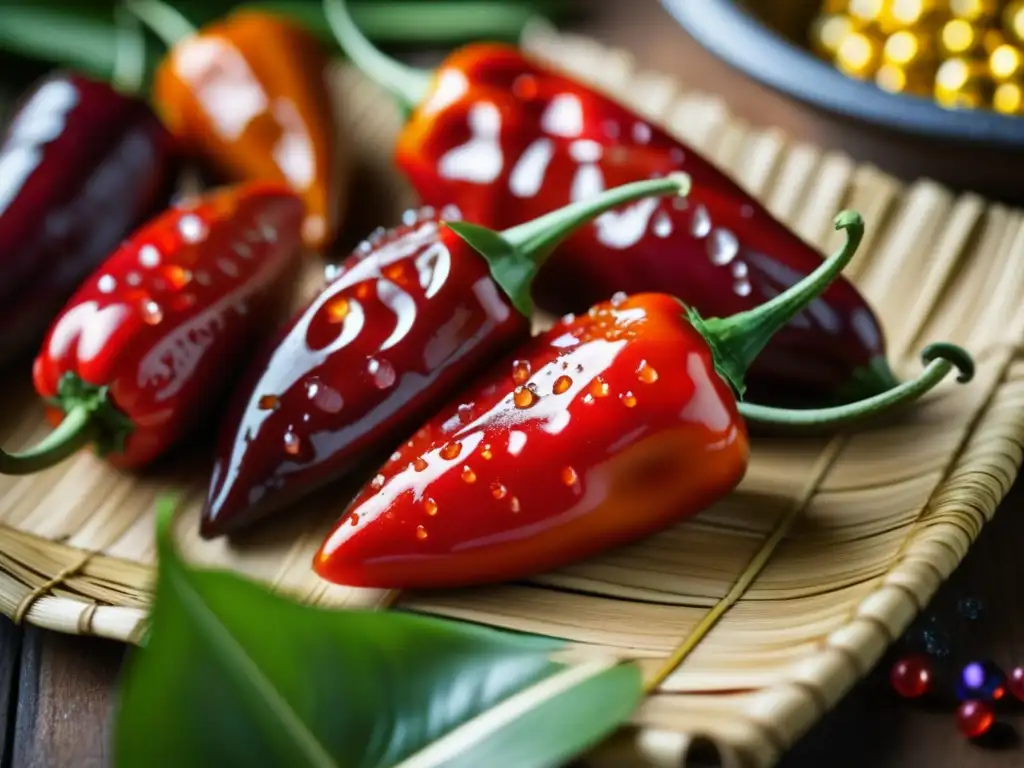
(666, 171), (691, 199)
(922, 342), (974, 383)
(833, 209), (864, 232)
(736, 339), (975, 430)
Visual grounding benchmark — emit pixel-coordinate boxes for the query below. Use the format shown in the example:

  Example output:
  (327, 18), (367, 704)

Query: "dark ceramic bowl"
(661, 0), (1024, 202)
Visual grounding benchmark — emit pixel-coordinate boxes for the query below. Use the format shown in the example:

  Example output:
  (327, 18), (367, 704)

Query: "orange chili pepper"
(128, 0), (347, 250)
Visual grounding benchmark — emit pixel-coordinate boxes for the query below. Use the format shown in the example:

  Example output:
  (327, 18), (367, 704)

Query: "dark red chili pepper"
(0, 70), (176, 368)
(129, 0), (347, 250)
(324, 0), (904, 407)
(0, 182), (304, 474)
(200, 175), (688, 538)
(313, 212), (974, 589)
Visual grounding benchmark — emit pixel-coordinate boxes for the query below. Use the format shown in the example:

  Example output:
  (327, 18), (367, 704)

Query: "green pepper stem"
(0, 406), (98, 475)
(837, 355), (902, 402)
(111, 4), (147, 96)
(502, 174), (692, 266)
(124, 0), (196, 49)
(323, 0), (433, 110)
(445, 173), (691, 318)
(737, 343), (974, 428)
(691, 210), (865, 398)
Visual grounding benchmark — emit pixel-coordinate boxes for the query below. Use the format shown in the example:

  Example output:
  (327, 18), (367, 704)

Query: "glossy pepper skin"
(0, 182), (304, 474)
(0, 71), (176, 367)
(313, 211), (974, 589)
(201, 176), (688, 538)
(324, 0), (897, 406)
(145, 5), (345, 250)
(316, 292), (750, 588)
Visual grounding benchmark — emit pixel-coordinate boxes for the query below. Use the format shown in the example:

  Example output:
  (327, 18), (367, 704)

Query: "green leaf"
(112, 503), (642, 768)
(445, 221), (538, 318)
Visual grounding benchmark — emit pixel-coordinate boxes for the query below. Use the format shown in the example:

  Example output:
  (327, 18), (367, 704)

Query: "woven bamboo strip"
(0, 27), (1020, 768)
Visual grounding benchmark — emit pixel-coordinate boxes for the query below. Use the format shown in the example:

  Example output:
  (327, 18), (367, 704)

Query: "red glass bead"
(890, 654), (932, 698)
(1010, 667), (1024, 701)
(956, 700), (994, 739)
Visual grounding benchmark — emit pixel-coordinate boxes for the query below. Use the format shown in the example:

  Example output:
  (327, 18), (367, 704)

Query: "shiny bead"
(994, 80), (1024, 112)
(1006, 1), (1024, 44)
(836, 31), (884, 79)
(849, 0), (884, 22)
(951, 0), (999, 22)
(990, 42), (1024, 79)
(879, 0), (941, 34)
(1008, 666), (1024, 700)
(811, 14), (862, 57)
(935, 58), (994, 109)
(875, 62), (935, 94)
(956, 660), (1006, 701)
(884, 30), (937, 66)
(955, 700), (994, 739)
(890, 654), (932, 698)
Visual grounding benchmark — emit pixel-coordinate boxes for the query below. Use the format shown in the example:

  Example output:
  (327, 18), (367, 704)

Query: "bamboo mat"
(1, 24), (1024, 768)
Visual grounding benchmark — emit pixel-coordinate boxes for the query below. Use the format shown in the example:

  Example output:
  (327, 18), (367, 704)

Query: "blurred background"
(0, 0), (584, 93)
(2, 0), (1020, 200)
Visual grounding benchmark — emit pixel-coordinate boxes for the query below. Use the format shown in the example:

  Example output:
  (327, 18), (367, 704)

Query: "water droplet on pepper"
(307, 379), (344, 413)
(690, 204), (712, 238)
(653, 212), (673, 238)
(513, 386), (538, 408)
(140, 300), (163, 325)
(708, 227), (739, 265)
(512, 359), (532, 385)
(368, 358), (396, 388)
(553, 375), (573, 394)
(423, 498), (438, 516)
(491, 482), (507, 499)
(283, 428), (301, 456)
(257, 394), (280, 411)
(461, 466), (477, 484)
(637, 360), (659, 383)
(440, 442), (463, 460)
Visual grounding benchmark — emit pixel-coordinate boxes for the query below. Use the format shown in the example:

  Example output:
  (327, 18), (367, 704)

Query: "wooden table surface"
(4, 2), (1024, 766)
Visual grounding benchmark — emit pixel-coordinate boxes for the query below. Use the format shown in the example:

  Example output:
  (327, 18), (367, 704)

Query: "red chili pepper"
(0, 182), (304, 474)
(313, 212), (973, 589)
(200, 175), (689, 538)
(0, 71), (176, 367)
(128, 0), (346, 250)
(324, 0), (906, 407)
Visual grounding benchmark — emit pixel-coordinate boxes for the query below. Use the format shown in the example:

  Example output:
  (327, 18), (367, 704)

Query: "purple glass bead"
(956, 660), (1006, 701)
